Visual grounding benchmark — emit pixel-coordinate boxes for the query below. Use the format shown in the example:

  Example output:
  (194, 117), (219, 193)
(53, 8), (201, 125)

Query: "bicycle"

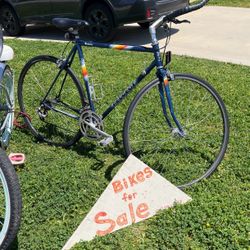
(18, 0), (229, 188)
(0, 27), (22, 249)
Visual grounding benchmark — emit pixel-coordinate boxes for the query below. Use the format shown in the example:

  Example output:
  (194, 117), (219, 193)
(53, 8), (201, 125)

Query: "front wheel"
(0, 148), (22, 249)
(123, 74), (229, 188)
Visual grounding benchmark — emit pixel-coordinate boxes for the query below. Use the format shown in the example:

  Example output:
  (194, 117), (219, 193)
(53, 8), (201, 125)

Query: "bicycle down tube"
(76, 40), (155, 118)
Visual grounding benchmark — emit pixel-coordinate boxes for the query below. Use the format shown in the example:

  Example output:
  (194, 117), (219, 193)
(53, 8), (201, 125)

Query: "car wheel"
(0, 5), (24, 36)
(84, 3), (116, 42)
(138, 22), (150, 29)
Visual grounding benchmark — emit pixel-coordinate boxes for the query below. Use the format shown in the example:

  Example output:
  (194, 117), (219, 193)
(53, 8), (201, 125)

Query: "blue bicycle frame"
(55, 37), (184, 134)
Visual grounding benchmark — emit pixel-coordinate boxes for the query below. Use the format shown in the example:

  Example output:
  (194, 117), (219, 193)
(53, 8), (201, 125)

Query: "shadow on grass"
(69, 130), (125, 173)
(104, 159), (124, 181)
(8, 236), (19, 250)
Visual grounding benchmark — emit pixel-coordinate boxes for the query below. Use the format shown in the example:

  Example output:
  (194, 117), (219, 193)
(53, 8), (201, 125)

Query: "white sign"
(63, 155), (191, 250)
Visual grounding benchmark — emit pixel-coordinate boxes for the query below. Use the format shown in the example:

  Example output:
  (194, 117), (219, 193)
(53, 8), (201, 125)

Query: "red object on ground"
(14, 112), (31, 129)
(8, 153), (25, 165)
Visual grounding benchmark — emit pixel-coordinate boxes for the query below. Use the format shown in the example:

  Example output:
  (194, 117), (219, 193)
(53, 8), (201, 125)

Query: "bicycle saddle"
(52, 18), (89, 31)
(0, 45), (14, 61)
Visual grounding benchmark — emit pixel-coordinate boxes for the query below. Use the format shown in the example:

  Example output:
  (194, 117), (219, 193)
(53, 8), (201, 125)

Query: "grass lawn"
(209, 0), (250, 8)
(191, 0), (250, 8)
(5, 39), (249, 250)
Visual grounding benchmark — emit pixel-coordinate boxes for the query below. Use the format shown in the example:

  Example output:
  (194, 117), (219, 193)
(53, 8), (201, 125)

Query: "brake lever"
(172, 18), (191, 24)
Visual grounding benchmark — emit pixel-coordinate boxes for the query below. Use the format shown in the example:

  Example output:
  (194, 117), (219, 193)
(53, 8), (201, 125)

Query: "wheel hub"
(171, 128), (186, 138)
(36, 104), (49, 120)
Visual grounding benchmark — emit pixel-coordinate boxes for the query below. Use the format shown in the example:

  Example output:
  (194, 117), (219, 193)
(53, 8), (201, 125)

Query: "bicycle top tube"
(77, 40), (154, 54)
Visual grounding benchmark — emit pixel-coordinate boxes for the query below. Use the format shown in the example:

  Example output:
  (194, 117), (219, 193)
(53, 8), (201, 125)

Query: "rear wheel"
(18, 55), (86, 147)
(0, 148), (22, 250)
(0, 5), (24, 36)
(123, 74), (229, 188)
(84, 3), (116, 42)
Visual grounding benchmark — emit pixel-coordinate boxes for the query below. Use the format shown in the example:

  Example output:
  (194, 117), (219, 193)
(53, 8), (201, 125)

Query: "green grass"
(190, 0), (250, 8)
(208, 0), (250, 8)
(4, 39), (250, 250)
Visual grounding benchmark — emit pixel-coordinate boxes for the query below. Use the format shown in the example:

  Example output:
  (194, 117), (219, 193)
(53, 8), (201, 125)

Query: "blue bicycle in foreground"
(0, 27), (22, 250)
(18, 0), (229, 188)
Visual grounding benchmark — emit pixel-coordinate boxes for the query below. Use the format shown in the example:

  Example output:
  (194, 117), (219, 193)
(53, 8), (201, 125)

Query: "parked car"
(0, 0), (189, 42)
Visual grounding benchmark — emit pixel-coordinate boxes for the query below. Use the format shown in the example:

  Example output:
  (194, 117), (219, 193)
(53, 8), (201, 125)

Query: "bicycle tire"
(0, 66), (14, 149)
(0, 148), (22, 249)
(123, 73), (229, 188)
(18, 55), (86, 147)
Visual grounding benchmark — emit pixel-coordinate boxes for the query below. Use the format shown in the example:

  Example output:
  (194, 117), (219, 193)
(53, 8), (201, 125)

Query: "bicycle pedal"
(99, 136), (113, 147)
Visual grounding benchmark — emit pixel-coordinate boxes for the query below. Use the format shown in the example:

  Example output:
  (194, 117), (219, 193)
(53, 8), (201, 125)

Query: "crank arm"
(83, 120), (113, 146)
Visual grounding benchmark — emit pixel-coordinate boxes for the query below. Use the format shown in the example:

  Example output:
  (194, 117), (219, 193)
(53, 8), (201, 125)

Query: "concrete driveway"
(6, 6), (250, 66)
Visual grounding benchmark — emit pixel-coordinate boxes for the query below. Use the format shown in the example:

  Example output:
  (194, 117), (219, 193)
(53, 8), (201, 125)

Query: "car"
(0, 0), (189, 42)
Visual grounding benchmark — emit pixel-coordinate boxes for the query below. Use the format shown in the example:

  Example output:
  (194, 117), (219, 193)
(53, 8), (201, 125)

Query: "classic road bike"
(18, 0), (229, 188)
(0, 27), (22, 249)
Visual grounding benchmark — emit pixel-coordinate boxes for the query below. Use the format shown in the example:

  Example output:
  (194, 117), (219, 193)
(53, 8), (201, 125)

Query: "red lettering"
(144, 167), (153, 178)
(128, 174), (138, 187)
(123, 178), (129, 189)
(112, 180), (123, 193)
(128, 194), (133, 201)
(136, 171), (145, 182)
(136, 203), (150, 219)
(95, 212), (116, 236)
(128, 203), (136, 223)
(116, 213), (128, 226)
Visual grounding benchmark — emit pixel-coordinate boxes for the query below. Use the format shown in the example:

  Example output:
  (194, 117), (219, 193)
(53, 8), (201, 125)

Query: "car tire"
(138, 22), (151, 29)
(84, 3), (116, 42)
(0, 5), (24, 36)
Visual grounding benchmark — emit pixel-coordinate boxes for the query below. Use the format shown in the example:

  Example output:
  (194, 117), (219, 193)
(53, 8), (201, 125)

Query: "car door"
(12, 0), (52, 22)
(50, 0), (82, 19)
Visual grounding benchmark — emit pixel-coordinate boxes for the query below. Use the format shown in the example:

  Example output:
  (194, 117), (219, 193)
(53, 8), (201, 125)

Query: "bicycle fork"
(157, 68), (185, 137)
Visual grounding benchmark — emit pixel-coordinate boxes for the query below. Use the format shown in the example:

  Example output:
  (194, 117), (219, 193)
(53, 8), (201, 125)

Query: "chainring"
(79, 110), (104, 140)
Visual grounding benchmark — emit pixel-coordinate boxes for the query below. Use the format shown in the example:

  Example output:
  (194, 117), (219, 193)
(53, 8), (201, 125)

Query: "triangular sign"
(63, 155), (191, 250)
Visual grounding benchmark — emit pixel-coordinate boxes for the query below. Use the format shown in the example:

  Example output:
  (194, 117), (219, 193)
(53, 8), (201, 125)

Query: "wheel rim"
(1, 8), (17, 35)
(88, 9), (111, 40)
(0, 168), (11, 245)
